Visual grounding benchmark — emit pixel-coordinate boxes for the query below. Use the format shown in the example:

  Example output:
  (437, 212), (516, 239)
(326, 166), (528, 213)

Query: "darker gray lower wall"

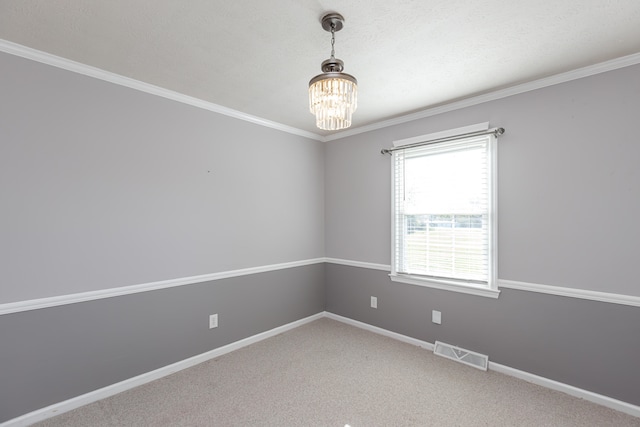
(3, 262), (639, 423)
(325, 263), (640, 407)
(0, 264), (325, 423)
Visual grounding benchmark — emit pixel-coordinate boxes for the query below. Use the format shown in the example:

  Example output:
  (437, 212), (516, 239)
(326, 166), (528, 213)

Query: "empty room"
(1, 1), (640, 426)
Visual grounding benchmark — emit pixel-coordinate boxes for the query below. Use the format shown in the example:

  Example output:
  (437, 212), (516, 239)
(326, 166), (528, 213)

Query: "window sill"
(389, 274), (500, 299)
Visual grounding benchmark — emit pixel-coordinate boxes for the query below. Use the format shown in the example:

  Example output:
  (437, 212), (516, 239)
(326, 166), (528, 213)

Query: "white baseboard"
(1, 312), (324, 427)
(3, 311), (638, 426)
(488, 362), (640, 419)
(325, 312), (640, 419)
(324, 312), (434, 351)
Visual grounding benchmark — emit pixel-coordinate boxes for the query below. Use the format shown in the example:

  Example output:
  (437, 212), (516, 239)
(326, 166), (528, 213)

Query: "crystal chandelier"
(309, 13), (358, 131)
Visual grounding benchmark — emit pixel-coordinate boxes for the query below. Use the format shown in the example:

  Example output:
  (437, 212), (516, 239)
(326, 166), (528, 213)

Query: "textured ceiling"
(2, 0), (640, 137)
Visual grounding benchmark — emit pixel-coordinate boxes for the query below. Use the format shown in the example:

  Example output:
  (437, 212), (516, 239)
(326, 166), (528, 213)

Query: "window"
(390, 124), (499, 298)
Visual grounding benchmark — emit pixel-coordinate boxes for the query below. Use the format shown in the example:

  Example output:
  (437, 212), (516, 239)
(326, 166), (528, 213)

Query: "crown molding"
(2, 39), (639, 143)
(324, 52), (640, 141)
(0, 39), (323, 142)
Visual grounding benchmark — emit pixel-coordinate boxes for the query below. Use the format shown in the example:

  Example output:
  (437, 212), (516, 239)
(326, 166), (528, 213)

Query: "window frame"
(389, 123), (500, 298)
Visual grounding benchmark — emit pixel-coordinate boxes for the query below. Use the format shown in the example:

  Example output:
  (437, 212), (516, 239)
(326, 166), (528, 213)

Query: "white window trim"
(390, 122), (500, 298)
(389, 274), (500, 298)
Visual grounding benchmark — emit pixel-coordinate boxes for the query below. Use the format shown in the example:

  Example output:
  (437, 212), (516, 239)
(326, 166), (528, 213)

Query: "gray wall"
(0, 51), (326, 423)
(0, 52), (325, 303)
(2, 49), (639, 423)
(326, 63), (640, 296)
(1, 264), (325, 422)
(326, 264), (640, 406)
(324, 64), (640, 405)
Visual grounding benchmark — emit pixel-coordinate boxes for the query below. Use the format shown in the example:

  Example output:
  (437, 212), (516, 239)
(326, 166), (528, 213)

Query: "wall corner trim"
(498, 279), (640, 308)
(325, 258), (640, 307)
(0, 258), (326, 315)
(324, 258), (391, 271)
(3, 258), (639, 315)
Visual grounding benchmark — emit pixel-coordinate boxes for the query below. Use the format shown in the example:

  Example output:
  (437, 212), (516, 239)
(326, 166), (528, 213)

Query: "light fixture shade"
(309, 72), (358, 131)
(309, 12), (358, 131)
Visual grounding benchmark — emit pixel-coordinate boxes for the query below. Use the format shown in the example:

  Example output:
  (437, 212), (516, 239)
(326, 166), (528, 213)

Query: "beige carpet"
(34, 318), (639, 426)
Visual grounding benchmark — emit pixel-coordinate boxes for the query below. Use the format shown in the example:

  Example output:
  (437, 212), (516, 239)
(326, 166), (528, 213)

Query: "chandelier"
(309, 13), (358, 131)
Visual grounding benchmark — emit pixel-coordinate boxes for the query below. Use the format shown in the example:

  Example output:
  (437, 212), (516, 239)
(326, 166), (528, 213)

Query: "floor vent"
(433, 341), (488, 371)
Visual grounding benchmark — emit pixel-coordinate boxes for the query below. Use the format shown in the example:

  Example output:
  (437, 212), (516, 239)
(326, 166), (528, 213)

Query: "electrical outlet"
(432, 310), (441, 325)
(209, 314), (218, 329)
(370, 296), (378, 309)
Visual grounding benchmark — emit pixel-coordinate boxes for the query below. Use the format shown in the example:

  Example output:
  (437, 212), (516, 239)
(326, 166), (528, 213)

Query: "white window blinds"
(392, 134), (495, 286)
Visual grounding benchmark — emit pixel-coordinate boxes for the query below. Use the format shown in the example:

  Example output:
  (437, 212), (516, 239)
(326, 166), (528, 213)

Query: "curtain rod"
(381, 127), (505, 155)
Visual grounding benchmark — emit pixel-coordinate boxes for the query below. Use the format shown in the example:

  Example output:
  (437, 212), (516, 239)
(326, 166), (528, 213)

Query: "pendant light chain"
(330, 25), (336, 59)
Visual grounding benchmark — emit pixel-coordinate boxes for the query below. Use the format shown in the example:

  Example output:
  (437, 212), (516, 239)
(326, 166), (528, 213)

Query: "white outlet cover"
(370, 296), (378, 309)
(432, 310), (441, 324)
(209, 314), (218, 329)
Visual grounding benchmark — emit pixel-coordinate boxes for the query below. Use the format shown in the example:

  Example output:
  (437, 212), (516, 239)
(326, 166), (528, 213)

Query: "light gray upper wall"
(0, 52), (325, 303)
(325, 64), (640, 296)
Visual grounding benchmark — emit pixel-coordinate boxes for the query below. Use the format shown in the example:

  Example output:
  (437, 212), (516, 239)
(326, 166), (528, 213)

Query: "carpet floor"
(34, 317), (640, 426)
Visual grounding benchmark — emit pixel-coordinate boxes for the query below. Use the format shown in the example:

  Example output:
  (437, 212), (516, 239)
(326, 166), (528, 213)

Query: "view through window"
(391, 132), (497, 294)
